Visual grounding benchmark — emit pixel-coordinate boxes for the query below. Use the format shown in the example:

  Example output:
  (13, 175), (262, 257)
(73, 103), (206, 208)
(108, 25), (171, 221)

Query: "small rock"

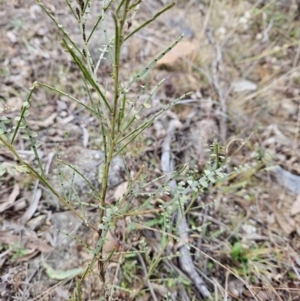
(228, 279), (244, 297)
(56, 100), (68, 111)
(232, 80), (257, 92)
(7, 31), (17, 43)
(242, 224), (257, 237)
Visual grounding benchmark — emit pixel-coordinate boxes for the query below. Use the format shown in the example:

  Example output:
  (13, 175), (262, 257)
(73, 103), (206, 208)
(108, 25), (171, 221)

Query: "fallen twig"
(206, 28), (229, 144)
(161, 119), (212, 299)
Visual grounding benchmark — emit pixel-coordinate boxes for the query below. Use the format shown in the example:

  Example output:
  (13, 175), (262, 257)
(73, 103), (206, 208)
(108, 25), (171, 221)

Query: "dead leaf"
(232, 80), (257, 92)
(291, 194), (300, 216)
(58, 115), (75, 125)
(0, 183), (20, 213)
(28, 112), (57, 128)
(103, 231), (120, 261)
(274, 211), (295, 235)
(14, 249), (39, 263)
(151, 283), (169, 297)
(26, 236), (53, 253)
(20, 187), (42, 224)
(114, 181), (128, 201)
(43, 261), (83, 280)
(263, 124), (291, 147)
(164, 72), (199, 97)
(0, 230), (19, 245)
(177, 105), (192, 120)
(27, 215), (47, 230)
(0, 230), (53, 253)
(198, 118), (219, 142)
(156, 40), (197, 70)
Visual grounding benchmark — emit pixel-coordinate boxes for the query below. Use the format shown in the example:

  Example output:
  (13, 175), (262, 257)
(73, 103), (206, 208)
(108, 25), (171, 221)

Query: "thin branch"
(161, 119), (212, 299)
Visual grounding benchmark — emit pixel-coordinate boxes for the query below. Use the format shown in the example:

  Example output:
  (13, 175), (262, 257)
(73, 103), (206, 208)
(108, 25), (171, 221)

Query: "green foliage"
(0, 1), (188, 298)
(9, 243), (28, 263)
(0, 1), (234, 299)
(43, 261), (84, 280)
(231, 241), (244, 261)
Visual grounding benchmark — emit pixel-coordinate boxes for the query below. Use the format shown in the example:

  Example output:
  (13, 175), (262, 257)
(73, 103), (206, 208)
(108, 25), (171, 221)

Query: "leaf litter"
(1, 0), (300, 300)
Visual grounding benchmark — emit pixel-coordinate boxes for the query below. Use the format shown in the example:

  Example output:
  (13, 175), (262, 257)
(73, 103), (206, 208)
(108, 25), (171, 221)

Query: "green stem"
(95, 0), (131, 288)
(128, 0), (142, 10)
(10, 86), (35, 144)
(36, 82), (95, 113)
(36, 0), (82, 54)
(0, 137), (88, 226)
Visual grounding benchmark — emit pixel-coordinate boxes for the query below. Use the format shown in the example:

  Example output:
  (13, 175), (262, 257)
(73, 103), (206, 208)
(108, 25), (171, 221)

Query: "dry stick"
(262, 19), (273, 43)
(162, 259), (191, 301)
(206, 28), (228, 144)
(134, 221), (261, 301)
(133, 247), (159, 301)
(161, 120), (212, 299)
(127, 246), (160, 301)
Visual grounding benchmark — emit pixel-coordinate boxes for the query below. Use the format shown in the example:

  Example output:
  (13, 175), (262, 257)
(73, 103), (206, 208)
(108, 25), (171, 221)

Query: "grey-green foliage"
(0, 0), (186, 299)
(0, 0), (230, 299)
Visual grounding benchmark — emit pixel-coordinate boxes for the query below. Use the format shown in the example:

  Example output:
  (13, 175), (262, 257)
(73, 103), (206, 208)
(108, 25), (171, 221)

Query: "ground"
(1, 0), (300, 300)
